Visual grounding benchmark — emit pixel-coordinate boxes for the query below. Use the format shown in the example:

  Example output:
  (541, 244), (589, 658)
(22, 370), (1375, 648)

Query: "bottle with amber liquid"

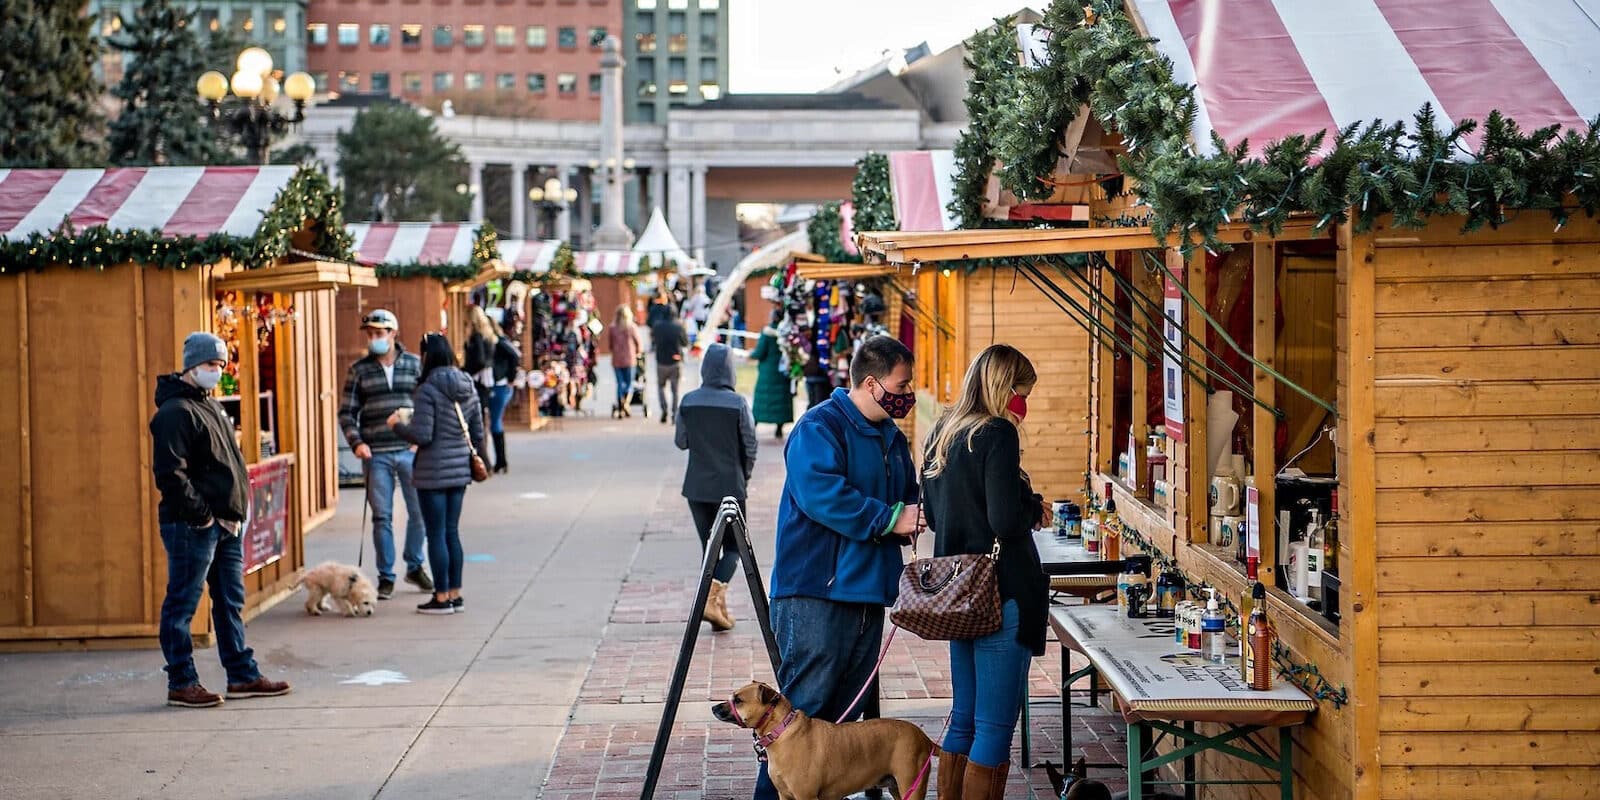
(1324, 489), (1340, 578)
(1101, 482), (1121, 561)
(1245, 582), (1273, 690)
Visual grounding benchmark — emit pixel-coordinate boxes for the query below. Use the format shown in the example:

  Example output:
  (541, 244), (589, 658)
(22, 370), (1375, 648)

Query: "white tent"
(631, 206), (694, 271)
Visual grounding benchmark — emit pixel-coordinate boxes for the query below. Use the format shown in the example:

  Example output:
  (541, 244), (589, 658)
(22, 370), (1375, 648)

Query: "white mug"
(1210, 476), (1241, 516)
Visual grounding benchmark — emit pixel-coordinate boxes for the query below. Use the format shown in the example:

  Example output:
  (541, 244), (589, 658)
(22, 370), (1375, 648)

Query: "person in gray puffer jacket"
(389, 333), (486, 615)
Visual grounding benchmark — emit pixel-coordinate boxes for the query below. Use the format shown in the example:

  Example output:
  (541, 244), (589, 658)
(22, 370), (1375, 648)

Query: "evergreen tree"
(338, 103), (470, 222)
(107, 0), (234, 166)
(0, 0), (106, 167)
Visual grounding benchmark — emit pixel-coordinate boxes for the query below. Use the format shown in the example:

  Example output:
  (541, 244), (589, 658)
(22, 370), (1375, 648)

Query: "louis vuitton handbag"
(889, 513), (1002, 641)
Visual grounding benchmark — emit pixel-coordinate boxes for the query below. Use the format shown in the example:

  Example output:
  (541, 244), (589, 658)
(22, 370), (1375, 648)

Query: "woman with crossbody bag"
(916, 344), (1049, 800)
(390, 333), (488, 615)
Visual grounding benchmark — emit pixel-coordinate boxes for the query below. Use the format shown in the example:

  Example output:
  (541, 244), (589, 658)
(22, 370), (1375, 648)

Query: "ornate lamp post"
(196, 47), (315, 165)
(529, 177), (579, 240)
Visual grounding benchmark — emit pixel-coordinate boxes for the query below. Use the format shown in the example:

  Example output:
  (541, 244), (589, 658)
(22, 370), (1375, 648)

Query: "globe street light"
(197, 47), (315, 165)
(528, 176), (579, 238)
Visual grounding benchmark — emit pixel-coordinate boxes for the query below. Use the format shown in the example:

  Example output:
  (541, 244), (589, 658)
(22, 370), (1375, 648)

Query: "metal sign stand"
(638, 497), (783, 800)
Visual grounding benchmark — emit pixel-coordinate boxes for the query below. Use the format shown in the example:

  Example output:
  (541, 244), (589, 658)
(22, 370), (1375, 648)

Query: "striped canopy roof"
(574, 250), (646, 276)
(1126, 0), (1599, 153)
(0, 166), (299, 241)
(348, 223), (562, 274)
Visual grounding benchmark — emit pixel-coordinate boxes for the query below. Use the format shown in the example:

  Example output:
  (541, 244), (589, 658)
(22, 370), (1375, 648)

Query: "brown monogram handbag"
(889, 516), (1002, 641)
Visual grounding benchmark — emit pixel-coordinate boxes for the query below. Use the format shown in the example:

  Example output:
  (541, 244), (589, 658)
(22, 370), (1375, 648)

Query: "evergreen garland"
(850, 152), (896, 234)
(948, 18), (1024, 229)
(806, 202), (859, 264)
(511, 242), (576, 284)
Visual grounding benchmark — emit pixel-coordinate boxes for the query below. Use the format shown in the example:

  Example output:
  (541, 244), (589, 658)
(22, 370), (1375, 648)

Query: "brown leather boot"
(716, 578), (737, 629)
(937, 750), (968, 800)
(703, 580), (735, 631)
(961, 759), (1009, 800)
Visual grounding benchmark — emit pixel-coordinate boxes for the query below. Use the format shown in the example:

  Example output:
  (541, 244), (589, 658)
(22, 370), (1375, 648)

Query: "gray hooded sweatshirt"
(393, 366), (487, 490)
(674, 343), (759, 502)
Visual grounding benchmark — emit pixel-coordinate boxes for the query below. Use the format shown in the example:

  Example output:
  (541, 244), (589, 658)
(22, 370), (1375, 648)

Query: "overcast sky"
(728, 0), (1036, 93)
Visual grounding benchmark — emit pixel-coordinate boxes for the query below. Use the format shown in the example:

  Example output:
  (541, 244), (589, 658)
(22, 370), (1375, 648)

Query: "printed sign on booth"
(1162, 278), (1185, 442)
(244, 459), (290, 574)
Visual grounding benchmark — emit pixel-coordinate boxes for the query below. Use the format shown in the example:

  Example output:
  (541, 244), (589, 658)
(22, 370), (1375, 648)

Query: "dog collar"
(753, 709), (799, 750)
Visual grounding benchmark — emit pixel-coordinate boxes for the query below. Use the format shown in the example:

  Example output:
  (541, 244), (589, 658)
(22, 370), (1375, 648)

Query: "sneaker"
(167, 684), (223, 708)
(417, 598), (455, 615)
(450, 597), (464, 612)
(225, 677), (292, 699)
(405, 568), (434, 593)
(377, 578), (395, 600)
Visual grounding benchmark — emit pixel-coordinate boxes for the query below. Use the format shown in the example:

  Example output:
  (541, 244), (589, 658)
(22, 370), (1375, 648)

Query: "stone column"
(591, 35), (635, 249)
(555, 162), (573, 242)
(510, 162), (527, 239)
(648, 167), (666, 216)
(668, 165), (691, 247)
(469, 160), (485, 223)
(690, 165), (708, 263)
(575, 170), (594, 249)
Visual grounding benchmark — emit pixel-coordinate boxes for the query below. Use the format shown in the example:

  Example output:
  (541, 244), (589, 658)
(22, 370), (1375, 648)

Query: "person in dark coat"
(488, 311), (523, 473)
(651, 311), (689, 424)
(919, 344), (1049, 799)
(150, 332), (292, 708)
(749, 310), (795, 438)
(390, 333), (487, 615)
(674, 343), (759, 632)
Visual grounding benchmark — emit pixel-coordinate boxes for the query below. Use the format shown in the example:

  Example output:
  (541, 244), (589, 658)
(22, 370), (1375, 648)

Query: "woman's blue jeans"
(417, 486), (466, 593)
(488, 385), (513, 435)
(614, 365), (636, 404)
(944, 599), (1030, 768)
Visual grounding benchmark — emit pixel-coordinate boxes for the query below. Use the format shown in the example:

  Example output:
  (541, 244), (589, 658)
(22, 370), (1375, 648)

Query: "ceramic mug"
(1210, 476), (1242, 516)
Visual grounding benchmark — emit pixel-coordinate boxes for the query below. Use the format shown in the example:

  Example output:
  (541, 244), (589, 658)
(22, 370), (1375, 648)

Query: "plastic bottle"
(1154, 570), (1174, 618)
(1246, 582), (1272, 690)
(1202, 589), (1227, 664)
(1173, 601), (1189, 644)
(1186, 602), (1203, 651)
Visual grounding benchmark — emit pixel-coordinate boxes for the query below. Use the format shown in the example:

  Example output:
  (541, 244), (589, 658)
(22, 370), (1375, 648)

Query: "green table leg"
(1127, 722), (1145, 800)
(1279, 726), (1294, 800)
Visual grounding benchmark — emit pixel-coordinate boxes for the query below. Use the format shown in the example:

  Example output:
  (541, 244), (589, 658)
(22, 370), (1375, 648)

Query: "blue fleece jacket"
(770, 387), (919, 606)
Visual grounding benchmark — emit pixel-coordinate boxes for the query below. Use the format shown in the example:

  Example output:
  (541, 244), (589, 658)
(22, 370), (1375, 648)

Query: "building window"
(527, 72), (547, 92)
(638, 0), (656, 7)
(337, 23), (359, 46)
(434, 72), (454, 92)
(403, 72), (423, 95)
(370, 23), (391, 46)
(636, 80), (656, 97)
(268, 10), (287, 36)
(401, 24), (422, 46)
(668, 57), (686, 82)
(557, 73), (577, 95)
(638, 58), (656, 81)
(433, 25), (452, 48)
(699, 0), (718, 7)
(200, 9), (221, 34)
(668, 12), (686, 34)
(307, 22), (328, 45)
(234, 10), (254, 35)
(558, 26), (578, 49)
(496, 72), (516, 90)
(699, 57), (717, 81)
(338, 71), (361, 92)
(464, 71), (484, 90)
(668, 0), (688, 8)
(670, 34), (688, 54)
(588, 26), (607, 46)
(636, 33), (656, 53)
(495, 24), (514, 46)
(311, 72), (328, 92)
(372, 72), (391, 93)
(668, 80), (688, 95)
(463, 24), (485, 47)
(526, 25), (546, 47)
(589, 73), (602, 93)
(636, 103), (656, 122)
(699, 82), (720, 101)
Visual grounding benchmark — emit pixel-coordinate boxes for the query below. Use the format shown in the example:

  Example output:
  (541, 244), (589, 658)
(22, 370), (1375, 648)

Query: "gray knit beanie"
(183, 332), (228, 373)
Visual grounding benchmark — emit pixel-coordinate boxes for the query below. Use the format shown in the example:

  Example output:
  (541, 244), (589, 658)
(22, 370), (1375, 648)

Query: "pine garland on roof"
(806, 201), (859, 264)
(850, 152), (895, 235)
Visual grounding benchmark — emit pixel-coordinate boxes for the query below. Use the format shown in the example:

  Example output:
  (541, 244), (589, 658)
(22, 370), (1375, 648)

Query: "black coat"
(149, 374), (250, 527)
(675, 344), (758, 502)
(393, 367), (487, 490)
(492, 336), (521, 382)
(464, 331), (494, 375)
(921, 418), (1050, 655)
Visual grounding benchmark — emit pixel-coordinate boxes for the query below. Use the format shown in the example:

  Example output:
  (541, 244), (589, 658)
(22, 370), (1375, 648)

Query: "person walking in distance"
(674, 342), (759, 632)
(754, 335), (921, 800)
(608, 305), (644, 419)
(651, 306), (689, 425)
(390, 334), (487, 615)
(339, 309), (432, 600)
(488, 310), (522, 473)
(150, 332), (292, 708)
(751, 310), (796, 438)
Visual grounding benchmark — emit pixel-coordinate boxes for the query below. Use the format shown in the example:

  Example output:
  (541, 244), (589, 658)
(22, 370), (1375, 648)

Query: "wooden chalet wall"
(1351, 215), (1600, 800)
(334, 276), (448, 374)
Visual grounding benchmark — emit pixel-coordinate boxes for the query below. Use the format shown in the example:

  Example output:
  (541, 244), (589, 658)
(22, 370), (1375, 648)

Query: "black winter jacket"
(675, 344), (759, 502)
(921, 418), (1050, 655)
(149, 374), (250, 527)
(393, 367), (487, 489)
(492, 336), (521, 382)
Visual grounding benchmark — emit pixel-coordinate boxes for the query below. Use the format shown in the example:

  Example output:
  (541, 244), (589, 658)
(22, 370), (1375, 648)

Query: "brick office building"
(305, 0), (622, 121)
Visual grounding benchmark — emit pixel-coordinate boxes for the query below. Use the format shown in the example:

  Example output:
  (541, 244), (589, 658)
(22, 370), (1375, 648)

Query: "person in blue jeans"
(919, 344), (1049, 800)
(149, 332), (292, 708)
(757, 335), (921, 800)
(487, 310), (523, 473)
(339, 309), (431, 599)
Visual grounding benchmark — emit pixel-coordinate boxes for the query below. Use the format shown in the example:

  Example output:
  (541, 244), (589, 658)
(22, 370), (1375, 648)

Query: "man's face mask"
(191, 365), (223, 390)
(367, 331), (392, 355)
(872, 378), (916, 419)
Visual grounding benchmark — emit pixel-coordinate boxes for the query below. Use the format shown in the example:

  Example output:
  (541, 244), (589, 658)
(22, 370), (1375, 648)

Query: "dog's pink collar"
(753, 709), (799, 749)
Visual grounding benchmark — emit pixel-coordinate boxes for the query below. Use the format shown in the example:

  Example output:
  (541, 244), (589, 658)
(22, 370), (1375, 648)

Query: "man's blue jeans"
(945, 599), (1031, 767)
(753, 596), (884, 800)
(158, 521), (261, 691)
(366, 449), (425, 582)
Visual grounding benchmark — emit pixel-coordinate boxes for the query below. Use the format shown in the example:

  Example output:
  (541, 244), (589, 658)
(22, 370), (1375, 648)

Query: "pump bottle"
(1201, 588), (1226, 664)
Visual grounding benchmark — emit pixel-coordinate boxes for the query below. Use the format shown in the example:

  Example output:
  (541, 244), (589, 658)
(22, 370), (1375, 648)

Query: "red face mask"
(1006, 392), (1028, 421)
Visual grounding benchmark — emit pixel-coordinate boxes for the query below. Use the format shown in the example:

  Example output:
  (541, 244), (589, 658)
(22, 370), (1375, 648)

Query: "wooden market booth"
(0, 166), (374, 649)
(862, 2), (1600, 798)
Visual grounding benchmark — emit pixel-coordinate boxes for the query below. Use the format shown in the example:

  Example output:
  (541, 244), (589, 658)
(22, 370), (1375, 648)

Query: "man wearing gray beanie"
(149, 331), (292, 708)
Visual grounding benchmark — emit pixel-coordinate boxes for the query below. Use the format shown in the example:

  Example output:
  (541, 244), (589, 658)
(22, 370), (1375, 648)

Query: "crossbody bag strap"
(451, 401), (480, 458)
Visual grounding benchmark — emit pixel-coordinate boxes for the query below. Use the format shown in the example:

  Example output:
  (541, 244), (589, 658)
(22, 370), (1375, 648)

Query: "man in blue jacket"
(755, 335), (920, 800)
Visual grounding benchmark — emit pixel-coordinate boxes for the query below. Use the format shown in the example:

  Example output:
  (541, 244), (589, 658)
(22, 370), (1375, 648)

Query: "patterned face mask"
(872, 380), (916, 419)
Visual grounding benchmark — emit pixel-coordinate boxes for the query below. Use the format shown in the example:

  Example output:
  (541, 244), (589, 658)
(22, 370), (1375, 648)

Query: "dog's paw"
(306, 606), (323, 616)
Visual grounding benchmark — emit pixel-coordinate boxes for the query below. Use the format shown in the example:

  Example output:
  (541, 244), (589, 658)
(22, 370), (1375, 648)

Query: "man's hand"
(354, 443), (372, 460)
(892, 503), (922, 535)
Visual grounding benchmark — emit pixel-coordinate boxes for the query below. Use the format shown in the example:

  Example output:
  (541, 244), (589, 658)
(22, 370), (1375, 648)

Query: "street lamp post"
(528, 177), (579, 240)
(197, 47), (314, 165)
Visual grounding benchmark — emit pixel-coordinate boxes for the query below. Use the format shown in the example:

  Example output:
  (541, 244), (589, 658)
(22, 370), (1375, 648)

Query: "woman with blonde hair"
(607, 304), (644, 418)
(919, 344), (1049, 800)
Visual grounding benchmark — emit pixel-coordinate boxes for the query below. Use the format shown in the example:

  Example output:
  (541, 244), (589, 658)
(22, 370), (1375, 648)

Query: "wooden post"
(1172, 249), (1209, 544)
(1130, 253), (1155, 497)
(1095, 260), (1116, 478)
(17, 275), (33, 628)
(1251, 242), (1278, 585)
(133, 265), (155, 621)
(239, 290), (261, 465)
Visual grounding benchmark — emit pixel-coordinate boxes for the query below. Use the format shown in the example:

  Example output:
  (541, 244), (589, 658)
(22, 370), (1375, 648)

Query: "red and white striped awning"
(348, 223), (477, 267)
(0, 166), (299, 241)
(575, 250), (645, 275)
(1127, 0), (1599, 154)
(497, 238), (563, 274)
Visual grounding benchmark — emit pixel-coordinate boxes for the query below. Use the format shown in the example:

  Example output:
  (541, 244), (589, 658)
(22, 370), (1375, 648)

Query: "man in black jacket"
(674, 343), (759, 631)
(150, 332), (292, 708)
(651, 312), (689, 424)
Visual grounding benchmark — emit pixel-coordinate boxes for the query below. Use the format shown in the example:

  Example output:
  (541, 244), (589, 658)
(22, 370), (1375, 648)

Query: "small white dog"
(298, 561), (378, 617)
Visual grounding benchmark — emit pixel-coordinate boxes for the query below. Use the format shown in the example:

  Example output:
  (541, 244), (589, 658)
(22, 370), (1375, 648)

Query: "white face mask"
(191, 366), (223, 390)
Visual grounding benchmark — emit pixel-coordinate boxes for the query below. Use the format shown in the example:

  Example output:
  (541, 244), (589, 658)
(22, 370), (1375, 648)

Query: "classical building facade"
(622, 0), (728, 123)
(88, 0), (311, 83)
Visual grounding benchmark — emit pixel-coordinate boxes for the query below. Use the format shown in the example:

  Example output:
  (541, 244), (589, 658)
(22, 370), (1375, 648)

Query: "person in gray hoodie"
(674, 343), (759, 631)
(389, 333), (487, 615)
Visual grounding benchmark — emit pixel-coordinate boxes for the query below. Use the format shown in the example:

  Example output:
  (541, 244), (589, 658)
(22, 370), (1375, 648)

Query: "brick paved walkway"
(540, 435), (1129, 800)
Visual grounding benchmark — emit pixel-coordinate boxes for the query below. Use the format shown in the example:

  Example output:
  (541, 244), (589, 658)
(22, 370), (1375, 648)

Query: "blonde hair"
(469, 305), (498, 340)
(922, 344), (1037, 479)
(614, 305), (635, 327)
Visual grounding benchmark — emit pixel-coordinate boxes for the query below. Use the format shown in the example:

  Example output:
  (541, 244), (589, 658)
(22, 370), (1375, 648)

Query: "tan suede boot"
(703, 580), (735, 631)
(961, 759), (1009, 800)
(716, 579), (737, 629)
(937, 750), (968, 800)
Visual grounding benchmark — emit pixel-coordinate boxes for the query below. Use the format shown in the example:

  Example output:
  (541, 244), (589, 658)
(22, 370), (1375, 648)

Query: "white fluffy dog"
(298, 561), (378, 617)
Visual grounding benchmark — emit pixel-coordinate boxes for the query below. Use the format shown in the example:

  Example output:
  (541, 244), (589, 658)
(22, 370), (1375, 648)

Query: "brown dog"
(712, 681), (935, 800)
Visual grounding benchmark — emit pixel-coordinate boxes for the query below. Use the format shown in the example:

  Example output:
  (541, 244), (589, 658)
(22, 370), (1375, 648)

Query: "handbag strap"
(451, 401), (480, 458)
